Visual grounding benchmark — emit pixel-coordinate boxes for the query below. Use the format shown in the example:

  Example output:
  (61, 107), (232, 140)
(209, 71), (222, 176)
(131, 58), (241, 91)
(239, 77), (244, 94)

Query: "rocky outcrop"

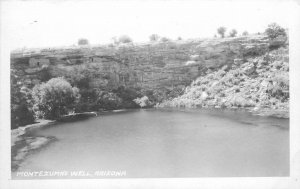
(11, 35), (270, 91)
(158, 46), (289, 118)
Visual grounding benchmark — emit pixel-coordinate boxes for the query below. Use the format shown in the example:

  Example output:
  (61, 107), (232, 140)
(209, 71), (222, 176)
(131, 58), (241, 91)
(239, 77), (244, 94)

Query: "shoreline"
(156, 105), (289, 119)
(11, 119), (57, 172)
(11, 107), (288, 172)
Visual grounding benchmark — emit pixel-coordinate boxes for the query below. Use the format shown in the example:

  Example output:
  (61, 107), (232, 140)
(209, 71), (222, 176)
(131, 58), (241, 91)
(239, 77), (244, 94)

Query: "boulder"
(242, 63), (255, 75)
(261, 80), (269, 88)
(221, 65), (228, 71)
(190, 54), (200, 61)
(233, 58), (243, 65)
(185, 60), (197, 66)
(133, 96), (152, 108)
(201, 91), (208, 100)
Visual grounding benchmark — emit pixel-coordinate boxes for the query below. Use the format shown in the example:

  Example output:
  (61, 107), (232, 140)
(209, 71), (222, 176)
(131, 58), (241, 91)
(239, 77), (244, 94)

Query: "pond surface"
(12, 108), (289, 178)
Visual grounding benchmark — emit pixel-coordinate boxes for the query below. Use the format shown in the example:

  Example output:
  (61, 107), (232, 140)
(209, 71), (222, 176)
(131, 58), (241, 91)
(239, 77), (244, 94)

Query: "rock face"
(11, 35), (269, 91)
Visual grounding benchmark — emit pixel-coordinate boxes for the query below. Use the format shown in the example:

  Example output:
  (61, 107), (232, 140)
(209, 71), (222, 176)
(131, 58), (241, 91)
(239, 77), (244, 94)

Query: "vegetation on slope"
(158, 46), (289, 117)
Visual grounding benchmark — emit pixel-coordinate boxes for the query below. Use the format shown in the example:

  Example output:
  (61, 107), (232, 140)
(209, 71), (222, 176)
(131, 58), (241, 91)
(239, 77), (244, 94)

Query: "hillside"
(158, 46), (289, 118)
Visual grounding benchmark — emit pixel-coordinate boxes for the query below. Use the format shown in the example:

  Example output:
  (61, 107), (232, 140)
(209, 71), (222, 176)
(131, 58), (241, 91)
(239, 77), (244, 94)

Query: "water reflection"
(13, 108), (289, 178)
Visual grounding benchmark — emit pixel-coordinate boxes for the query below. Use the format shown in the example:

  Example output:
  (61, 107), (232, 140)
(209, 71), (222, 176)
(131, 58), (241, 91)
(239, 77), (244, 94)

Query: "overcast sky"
(1, 0), (295, 49)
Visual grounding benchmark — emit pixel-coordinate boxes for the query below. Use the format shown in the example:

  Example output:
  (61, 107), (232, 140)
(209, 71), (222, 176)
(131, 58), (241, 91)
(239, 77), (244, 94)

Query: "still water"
(13, 108), (289, 178)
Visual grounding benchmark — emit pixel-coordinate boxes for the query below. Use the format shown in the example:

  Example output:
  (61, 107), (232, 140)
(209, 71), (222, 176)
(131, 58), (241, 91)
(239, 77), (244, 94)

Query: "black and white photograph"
(1, 0), (300, 188)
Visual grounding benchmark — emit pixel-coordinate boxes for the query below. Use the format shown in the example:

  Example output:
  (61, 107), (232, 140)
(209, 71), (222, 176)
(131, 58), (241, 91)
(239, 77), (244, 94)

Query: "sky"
(1, 0), (296, 49)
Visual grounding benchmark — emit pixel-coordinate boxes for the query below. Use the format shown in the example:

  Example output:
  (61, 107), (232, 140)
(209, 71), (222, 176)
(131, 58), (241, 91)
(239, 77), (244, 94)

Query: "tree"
(177, 36), (182, 40)
(118, 35), (133, 43)
(242, 31), (249, 36)
(78, 38), (89, 45)
(32, 77), (80, 119)
(217, 27), (226, 38)
(149, 34), (160, 41)
(229, 29), (237, 37)
(265, 23), (286, 39)
(11, 70), (35, 129)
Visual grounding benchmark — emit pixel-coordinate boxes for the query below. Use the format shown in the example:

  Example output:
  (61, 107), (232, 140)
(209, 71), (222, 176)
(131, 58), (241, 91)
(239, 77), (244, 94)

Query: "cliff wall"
(11, 35), (270, 91)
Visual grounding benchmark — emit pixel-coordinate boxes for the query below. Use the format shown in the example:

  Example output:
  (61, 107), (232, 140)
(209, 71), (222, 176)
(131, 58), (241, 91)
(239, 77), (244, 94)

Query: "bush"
(134, 96), (151, 108)
(11, 103), (35, 129)
(160, 37), (171, 42)
(118, 35), (133, 43)
(265, 23), (286, 39)
(32, 77), (80, 119)
(229, 29), (237, 37)
(267, 73), (289, 101)
(217, 27), (226, 38)
(74, 89), (120, 112)
(78, 38), (89, 45)
(149, 34), (160, 42)
(242, 31), (249, 36)
(96, 91), (122, 110)
(112, 86), (141, 108)
(64, 64), (101, 89)
(268, 35), (287, 50)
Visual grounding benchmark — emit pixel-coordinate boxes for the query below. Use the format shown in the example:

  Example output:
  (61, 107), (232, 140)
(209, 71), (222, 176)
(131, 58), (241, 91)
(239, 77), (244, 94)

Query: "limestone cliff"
(11, 35), (270, 91)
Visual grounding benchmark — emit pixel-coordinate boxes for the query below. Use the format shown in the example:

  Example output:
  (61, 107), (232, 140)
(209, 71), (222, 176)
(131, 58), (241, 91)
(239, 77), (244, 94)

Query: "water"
(12, 108), (289, 178)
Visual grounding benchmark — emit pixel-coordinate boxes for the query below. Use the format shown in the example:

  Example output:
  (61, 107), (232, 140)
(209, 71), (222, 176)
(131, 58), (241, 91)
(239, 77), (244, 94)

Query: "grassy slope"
(158, 46), (289, 118)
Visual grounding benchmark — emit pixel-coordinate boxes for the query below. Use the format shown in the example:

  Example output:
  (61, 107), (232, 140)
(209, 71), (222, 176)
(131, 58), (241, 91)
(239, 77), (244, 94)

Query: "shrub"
(265, 23), (286, 39)
(267, 73), (289, 101)
(64, 64), (101, 89)
(149, 34), (160, 41)
(118, 35), (133, 43)
(112, 86), (141, 108)
(217, 27), (226, 38)
(134, 96), (151, 108)
(39, 68), (52, 82)
(268, 35), (287, 50)
(32, 77), (80, 119)
(11, 103), (35, 129)
(78, 38), (89, 45)
(160, 37), (171, 42)
(96, 91), (122, 110)
(229, 29), (237, 37)
(242, 31), (249, 36)
(167, 86), (184, 99)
